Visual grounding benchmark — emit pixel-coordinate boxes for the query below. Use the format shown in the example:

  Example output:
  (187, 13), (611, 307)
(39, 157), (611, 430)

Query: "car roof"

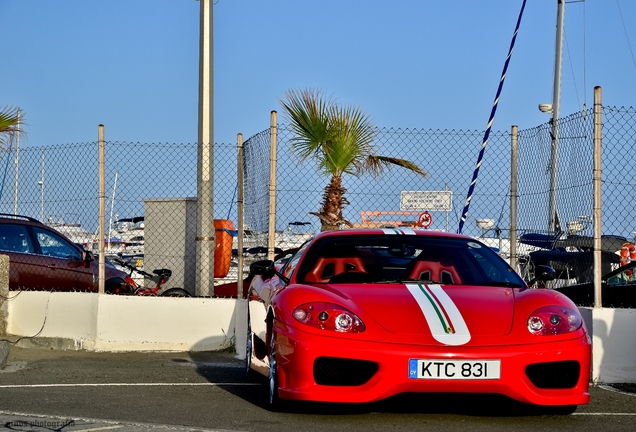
(0, 214), (83, 249)
(0, 213), (44, 225)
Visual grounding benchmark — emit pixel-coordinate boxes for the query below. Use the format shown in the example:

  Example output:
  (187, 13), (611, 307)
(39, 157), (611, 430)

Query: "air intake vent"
(313, 357), (378, 386)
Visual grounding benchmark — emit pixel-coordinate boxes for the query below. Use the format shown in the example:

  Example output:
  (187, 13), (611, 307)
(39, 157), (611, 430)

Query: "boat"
(46, 217), (93, 249)
(275, 221), (314, 250)
(112, 216), (145, 256)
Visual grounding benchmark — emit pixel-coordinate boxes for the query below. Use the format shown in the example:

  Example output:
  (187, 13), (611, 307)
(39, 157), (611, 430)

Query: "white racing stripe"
(73, 426), (123, 431)
(406, 283), (471, 346)
(381, 228), (416, 235)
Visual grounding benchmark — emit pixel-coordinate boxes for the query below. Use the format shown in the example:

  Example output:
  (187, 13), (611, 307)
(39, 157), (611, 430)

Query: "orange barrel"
(214, 219), (236, 278)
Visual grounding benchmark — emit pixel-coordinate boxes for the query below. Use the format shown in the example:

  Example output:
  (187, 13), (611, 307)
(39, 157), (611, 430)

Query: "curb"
(599, 384), (636, 397)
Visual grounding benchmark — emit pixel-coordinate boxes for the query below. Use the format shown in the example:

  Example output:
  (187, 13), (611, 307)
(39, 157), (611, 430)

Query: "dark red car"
(0, 214), (128, 293)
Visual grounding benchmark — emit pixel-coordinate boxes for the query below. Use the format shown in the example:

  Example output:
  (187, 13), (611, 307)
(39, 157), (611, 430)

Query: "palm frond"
(0, 106), (23, 133)
(0, 106), (24, 150)
(280, 89), (332, 161)
(362, 155), (429, 178)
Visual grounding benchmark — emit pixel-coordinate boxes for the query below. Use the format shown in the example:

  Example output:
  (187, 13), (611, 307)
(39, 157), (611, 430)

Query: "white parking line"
(72, 426), (124, 431)
(0, 382), (263, 388)
(573, 413), (636, 416)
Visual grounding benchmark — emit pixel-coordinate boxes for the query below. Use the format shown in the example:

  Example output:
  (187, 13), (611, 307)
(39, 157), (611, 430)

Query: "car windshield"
(296, 235), (525, 287)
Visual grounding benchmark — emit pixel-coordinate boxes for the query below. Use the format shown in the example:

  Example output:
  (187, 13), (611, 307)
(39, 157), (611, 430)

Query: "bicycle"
(111, 257), (191, 297)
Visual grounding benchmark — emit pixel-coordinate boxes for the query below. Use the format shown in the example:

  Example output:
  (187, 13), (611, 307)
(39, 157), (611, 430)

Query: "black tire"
(546, 405), (577, 415)
(104, 277), (133, 295)
(245, 309), (255, 379)
(160, 287), (191, 297)
(268, 328), (283, 411)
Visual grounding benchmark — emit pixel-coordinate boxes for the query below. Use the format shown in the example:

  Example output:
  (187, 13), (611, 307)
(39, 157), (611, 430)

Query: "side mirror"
(82, 250), (95, 262)
(249, 259), (290, 285)
(250, 259), (275, 278)
(528, 265), (556, 287)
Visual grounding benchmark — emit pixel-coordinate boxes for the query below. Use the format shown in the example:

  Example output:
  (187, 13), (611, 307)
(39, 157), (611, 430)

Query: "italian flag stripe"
(419, 284), (456, 334)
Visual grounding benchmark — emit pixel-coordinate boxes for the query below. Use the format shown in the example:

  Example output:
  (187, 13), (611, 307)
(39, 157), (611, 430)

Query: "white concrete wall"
(7, 291), (247, 355)
(590, 307), (636, 383)
(6, 292), (636, 383)
(7, 291), (98, 349)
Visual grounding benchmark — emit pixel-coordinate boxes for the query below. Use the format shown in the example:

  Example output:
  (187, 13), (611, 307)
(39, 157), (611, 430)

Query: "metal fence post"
(593, 86), (602, 308)
(98, 124), (105, 295)
(268, 111), (277, 261)
(510, 125), (518, 270)
(237, 133), (244, 298)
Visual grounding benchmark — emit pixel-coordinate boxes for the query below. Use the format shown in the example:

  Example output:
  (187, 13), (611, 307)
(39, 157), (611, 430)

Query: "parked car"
(246, 228), (591, 413)
(554, 260), (636, 308)
(0, 214), (128, 293)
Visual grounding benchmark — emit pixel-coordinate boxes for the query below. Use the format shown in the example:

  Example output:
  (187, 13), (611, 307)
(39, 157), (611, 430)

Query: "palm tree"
(0, 106), (23, 151)
(280, 88), (429, 231)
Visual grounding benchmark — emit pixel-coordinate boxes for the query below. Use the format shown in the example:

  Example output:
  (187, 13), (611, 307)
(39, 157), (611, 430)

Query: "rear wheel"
(160, 287), (191, 297)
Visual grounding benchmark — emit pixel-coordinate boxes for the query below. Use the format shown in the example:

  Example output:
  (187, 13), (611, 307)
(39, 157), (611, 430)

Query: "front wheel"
(245, 309), (256, 379)
(545, 405), (577, 415)
(268, 328), (282, 411)
(160, 287), (191, 297)
(104, 278), (133, 295)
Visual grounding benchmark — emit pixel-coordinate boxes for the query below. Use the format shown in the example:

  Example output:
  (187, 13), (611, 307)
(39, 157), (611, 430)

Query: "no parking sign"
(417, 211), (432, 228)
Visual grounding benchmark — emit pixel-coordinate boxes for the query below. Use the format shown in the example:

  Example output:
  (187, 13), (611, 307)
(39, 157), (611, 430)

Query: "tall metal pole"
(548, 0), (565, 233)
(195, 0), (215, 297)
(593, 86), (602, 308)
(98, 124), (105, 295)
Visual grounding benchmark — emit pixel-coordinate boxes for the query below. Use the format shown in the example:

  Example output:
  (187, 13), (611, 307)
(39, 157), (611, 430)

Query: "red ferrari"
(245, 228), (591, 413)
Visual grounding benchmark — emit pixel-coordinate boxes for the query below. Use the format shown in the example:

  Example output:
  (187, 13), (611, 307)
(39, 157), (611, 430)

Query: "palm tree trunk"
(311, 174), (352, 232)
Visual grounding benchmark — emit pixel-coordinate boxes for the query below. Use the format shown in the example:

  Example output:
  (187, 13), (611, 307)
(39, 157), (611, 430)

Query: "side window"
(0, 224), (34, 253)
(608, 267), (636, 286)
(32, 227), (81, 260)
(282, 243), (309, 279)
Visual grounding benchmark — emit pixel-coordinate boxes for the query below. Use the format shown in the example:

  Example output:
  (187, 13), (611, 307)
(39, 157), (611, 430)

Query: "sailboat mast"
(107, 172), (119, 251)
(548, 0), (565, 233)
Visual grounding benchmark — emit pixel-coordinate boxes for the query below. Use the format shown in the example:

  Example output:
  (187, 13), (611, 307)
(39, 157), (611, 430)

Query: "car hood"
(333, 283), (516, 342)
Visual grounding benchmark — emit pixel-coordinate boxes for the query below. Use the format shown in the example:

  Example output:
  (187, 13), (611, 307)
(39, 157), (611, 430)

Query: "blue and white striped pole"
(457, 0), (527, 234)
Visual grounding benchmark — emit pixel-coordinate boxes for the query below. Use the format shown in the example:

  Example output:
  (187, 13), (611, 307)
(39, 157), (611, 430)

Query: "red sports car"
(245, 228), (591, 413)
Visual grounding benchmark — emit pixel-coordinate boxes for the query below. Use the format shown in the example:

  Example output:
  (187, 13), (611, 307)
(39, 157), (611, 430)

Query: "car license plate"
(409, 359), (501, 380)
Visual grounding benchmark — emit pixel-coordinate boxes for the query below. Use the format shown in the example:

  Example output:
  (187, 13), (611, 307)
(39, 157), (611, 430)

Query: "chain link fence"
(0, 141), (239, 295)
(1, 103), (634, 296)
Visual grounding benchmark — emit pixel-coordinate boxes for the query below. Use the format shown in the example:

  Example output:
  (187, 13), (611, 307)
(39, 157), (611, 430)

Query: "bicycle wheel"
(160, 287), (191, 297)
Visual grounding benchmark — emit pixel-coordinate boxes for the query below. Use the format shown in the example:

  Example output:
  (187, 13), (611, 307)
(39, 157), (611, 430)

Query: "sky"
(2, 0), (636, 148)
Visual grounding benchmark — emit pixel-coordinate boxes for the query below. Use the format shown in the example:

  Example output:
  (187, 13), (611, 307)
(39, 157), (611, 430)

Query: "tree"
(280, 88), (429, 232)
(0, 106), (23, 151)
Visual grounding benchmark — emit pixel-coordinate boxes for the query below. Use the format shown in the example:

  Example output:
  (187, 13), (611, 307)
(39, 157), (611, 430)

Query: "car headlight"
(527, 305), (582, 335)
(292, 302), (365, 333)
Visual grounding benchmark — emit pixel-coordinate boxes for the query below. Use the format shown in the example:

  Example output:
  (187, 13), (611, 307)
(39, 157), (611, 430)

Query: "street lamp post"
(195, 0), (215, 296)
(547, 0), (565, 233)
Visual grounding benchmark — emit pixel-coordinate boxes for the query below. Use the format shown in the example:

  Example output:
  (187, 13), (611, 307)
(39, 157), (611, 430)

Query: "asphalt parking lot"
(0, 346), (635, 432)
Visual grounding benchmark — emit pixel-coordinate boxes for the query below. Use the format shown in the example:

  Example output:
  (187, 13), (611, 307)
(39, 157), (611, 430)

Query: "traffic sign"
(418, 212), (432, 228)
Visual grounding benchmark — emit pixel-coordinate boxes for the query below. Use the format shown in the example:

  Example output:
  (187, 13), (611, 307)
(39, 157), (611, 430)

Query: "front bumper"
(273, 321), (591, 406)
